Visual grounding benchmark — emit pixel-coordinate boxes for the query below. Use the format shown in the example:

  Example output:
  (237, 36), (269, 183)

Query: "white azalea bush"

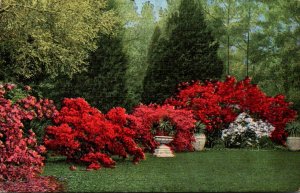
(222, 112), (275, 148)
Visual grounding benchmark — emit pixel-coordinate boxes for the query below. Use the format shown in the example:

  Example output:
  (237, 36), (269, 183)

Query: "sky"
(134, 0), (168, 19)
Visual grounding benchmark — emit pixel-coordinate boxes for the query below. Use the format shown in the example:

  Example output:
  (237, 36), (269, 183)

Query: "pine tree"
(142, 0), (223, 104)
(70, 32), (128, 113)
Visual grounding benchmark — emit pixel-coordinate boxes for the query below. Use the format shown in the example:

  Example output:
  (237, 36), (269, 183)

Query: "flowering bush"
(165, 76), (297, 145)
(0, 176), (64, 192)
(0, 83), (58, 182)
(130, 104), (197, 152)
(44, 98), (145, 170)
(221, 112), (275, 147)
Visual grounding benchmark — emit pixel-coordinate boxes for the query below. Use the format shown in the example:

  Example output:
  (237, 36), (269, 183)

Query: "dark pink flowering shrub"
(0, 176), (64, 193)
(0, 83), (58, 182)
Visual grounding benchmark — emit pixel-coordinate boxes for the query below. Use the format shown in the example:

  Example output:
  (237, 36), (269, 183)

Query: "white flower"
(221, 112), (275, 147)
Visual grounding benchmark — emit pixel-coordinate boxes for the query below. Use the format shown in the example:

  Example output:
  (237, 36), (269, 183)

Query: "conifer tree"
(69, 32), (128, 113)
(142, 0), (223, 104)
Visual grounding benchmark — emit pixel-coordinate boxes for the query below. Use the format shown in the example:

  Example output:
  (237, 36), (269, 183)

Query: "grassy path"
(43, 149), (300, 192)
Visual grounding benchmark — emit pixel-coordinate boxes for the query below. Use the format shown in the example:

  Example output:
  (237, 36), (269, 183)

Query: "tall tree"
(203, 0), (261, 79)
(203, 0), (300, 113)
(52, 0), (128, 113)
(142, 0), (223, 104)
(67, 32), (128, 113)
(0, 0), (117, 84)
(122, 1), (156, 110)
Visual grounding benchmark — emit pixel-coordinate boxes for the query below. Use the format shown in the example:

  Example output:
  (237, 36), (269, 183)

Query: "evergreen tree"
(69, 32), (128, 113)
(142, 0), (223, 104)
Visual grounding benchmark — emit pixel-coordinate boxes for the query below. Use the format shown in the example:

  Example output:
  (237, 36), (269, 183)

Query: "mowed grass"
(42, 149), (300, 192)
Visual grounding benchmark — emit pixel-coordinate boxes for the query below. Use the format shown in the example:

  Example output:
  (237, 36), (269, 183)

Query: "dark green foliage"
(285, 121), (300, 137)
(258, 136), (276, 149)
(65, 33), (128, 113)
(142, 0), (223, 104)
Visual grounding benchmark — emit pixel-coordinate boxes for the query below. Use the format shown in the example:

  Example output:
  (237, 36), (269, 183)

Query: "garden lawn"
(42, 149), (300, 192)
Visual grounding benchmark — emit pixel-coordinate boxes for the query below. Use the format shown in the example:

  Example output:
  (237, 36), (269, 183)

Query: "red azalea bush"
(165, 76), (297, 145)
(44, 98), (145, 170)
(130, 104), (197, 152)
(0, 83), (58, 182)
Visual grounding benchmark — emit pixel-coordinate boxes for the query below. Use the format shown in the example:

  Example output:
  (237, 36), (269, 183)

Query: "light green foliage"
(203, 0), (265, 79)
(114, 0), (156, 110)
(203, 0), (300, 113)
(0, 0), (117, 81)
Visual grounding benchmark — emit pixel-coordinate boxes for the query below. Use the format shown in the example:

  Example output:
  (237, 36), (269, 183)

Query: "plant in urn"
(153, 119), (175, 157)
(192, 121), (206, 151)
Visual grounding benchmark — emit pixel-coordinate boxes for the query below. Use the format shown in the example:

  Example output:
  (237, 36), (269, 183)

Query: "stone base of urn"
(286, 137), (300, 151)
(192, 134), (206, 151)
(153, 144), (175, 157)
(153, 136), (175, 157)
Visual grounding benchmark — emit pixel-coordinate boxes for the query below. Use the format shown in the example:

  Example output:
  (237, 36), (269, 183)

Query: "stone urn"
(153, 136), (174, 157)
(192, 133), (206, 151)
(286, 137), (300, 151)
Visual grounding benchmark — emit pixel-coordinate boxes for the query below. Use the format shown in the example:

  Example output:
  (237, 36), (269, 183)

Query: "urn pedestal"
(153, 136), (174, 157)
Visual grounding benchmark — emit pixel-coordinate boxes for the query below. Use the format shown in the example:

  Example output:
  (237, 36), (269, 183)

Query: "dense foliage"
(203, 0), (300, 114)
(0, 83), (57, 181)
(0, 0), (117, 82)
(142, 0), (223, 104)
(61, 32), (128, 113)
(130, 104), (196, 152)
(44, 98), (145, 170)
(165, 76), (297, 146)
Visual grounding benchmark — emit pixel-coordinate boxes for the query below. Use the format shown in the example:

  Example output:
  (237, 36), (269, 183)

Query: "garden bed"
(42, 149), (300, 192)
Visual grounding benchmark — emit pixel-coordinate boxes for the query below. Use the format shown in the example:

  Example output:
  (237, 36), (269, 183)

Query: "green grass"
(43, 149), (300, 192)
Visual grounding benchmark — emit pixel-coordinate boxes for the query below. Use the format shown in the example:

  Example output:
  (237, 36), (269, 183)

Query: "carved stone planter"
(192, 134), (206, 151)
(286, 137), (300, 151)
(153, 136), (174, 157)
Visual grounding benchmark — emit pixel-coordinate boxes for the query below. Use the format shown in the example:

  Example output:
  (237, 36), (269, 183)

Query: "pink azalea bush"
(0, 83), (63, 192)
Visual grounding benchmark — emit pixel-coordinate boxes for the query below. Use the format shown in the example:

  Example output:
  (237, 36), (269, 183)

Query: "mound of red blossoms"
(44, 98), (145, 170)
(165, 76), (297, 145)
(130, 104), (197, 152)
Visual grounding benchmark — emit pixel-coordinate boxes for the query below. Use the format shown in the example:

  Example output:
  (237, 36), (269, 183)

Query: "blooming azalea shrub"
(0, 176), (64, 193)
(0, 83), (58, 182)
(130, 104), (197, 152)
(165, 76), (297, 145)
(221, 112), (275, 147)
(44, 98), (145, 170)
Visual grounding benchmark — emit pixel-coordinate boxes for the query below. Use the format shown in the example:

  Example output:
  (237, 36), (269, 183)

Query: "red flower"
(164, 76), (297, 145)
(44, 98), (145, 170)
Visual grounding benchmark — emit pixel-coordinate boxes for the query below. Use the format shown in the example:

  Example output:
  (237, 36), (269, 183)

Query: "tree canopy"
(142, 0), (223, 104)
(0, 0), (118, 82)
